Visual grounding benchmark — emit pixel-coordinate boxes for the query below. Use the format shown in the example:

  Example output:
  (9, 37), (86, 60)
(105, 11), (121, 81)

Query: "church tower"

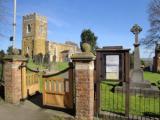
(153, 43), (160, 72)
(22, 13), (47, 57)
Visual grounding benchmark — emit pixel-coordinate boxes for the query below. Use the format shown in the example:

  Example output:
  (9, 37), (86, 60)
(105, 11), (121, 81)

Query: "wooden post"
(68, 62), (74, 109)
(21, 62), (27, 99)
(95, 51), (101, 114)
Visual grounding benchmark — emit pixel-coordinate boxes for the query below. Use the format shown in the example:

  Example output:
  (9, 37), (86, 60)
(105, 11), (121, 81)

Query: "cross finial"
(130, 24), (142, 35)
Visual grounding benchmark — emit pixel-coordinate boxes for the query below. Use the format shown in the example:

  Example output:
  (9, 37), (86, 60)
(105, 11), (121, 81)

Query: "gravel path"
(0, 99), (74, 120)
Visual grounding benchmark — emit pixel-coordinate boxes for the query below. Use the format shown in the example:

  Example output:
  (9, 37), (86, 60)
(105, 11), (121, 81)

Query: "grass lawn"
(101, 71), (160, 117)
(144, 71), (160, 87)
(101, 82), (160, 116)
(51, 62), (68, 71)
(27, 59), (47, 70)
(27, 59), (68, 71)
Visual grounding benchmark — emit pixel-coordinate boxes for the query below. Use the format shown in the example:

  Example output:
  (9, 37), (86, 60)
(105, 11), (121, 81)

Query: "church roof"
(61, 50), (70, 53)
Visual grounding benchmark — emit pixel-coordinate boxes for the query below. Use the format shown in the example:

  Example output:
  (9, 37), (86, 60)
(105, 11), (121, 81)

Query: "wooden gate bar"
(21, 63), (27, 99)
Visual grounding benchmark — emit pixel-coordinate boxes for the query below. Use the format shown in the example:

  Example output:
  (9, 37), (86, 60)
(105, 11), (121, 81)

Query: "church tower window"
(27, 24), (31, 33)
(26, 46), (29, 53)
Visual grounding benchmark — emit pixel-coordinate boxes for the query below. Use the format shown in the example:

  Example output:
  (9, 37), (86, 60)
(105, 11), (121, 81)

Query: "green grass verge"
(27, 59), (46, 70)
(51, 62), (68, 71)
(144, 71), (160, 87)
(100, 81), (160, 116)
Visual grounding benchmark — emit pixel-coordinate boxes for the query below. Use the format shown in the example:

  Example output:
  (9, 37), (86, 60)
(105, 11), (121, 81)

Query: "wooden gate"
(26, 72), (40, 95)
(21, 65), (41, 99)
(42, 63), (74, 109)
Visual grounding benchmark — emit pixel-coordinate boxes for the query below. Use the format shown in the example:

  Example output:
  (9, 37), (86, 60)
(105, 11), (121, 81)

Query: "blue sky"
(0, 0), (153, 58)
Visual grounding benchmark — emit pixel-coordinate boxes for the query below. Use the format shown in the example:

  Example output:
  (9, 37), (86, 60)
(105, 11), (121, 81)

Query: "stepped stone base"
(115, 82), (160, 97)
(115, 69), (160, 97)
(130, 80), (151, 88)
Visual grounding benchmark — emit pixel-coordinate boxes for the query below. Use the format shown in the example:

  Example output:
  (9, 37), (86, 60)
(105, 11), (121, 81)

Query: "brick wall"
(4, 60), (23, 104)
(74, 61), (94, 120)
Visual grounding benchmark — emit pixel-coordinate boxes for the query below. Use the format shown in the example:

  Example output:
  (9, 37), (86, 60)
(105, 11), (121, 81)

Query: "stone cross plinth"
(130, 24), (159, 93)
(115, 25), (159, 97)
(3, 55), (27, 104)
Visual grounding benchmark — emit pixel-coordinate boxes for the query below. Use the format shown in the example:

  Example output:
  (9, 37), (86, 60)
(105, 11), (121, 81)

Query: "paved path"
(0, 99), (74, 120)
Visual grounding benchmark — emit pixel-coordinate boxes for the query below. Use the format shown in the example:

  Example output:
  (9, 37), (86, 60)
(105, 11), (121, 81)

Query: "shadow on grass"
(27, 92), (75, 116)
(143, 112), (160, 118)
(104, 82), (122, 93)
(101, 109), (125, 116)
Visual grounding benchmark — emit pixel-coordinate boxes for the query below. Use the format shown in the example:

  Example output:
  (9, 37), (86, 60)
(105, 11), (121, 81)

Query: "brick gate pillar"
(71, 47), (95, 120)
(3, 55), (27, 104)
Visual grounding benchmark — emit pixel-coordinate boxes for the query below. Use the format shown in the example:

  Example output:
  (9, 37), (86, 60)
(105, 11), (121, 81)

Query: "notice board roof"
(96, 46), (130, 52)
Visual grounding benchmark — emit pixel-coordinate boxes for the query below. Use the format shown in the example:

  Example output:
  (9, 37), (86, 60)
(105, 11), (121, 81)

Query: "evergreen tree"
(80, 29), (98, 52)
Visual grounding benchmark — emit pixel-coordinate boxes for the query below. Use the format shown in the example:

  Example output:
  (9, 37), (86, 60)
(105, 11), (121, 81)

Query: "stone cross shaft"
(130, 24), (142, 70)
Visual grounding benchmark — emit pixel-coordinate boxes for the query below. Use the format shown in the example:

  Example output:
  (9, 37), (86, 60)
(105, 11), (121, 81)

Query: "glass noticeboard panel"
(106, 55), (119, 80)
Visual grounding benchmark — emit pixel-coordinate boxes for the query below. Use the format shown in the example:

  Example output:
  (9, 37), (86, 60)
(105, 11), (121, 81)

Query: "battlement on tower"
(23, 13), (47, 22)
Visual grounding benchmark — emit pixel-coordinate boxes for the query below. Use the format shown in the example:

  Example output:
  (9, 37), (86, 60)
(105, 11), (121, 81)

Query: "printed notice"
(106, 55), (119, 80)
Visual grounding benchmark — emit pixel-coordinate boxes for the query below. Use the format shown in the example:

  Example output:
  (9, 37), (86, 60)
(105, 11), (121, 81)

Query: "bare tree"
(141, 0), (160, 48)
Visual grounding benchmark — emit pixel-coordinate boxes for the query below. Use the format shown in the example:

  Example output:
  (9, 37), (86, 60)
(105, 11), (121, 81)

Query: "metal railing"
(99, 81), (160, 120)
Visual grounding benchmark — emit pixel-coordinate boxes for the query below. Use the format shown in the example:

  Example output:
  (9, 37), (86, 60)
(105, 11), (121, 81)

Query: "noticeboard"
(105, 55), (119, 80)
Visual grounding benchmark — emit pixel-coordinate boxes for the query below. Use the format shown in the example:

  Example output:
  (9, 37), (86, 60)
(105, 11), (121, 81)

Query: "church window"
(40, 25), (43, 33)
(27, 24), (31, 33)
(26, 46), (29, 53)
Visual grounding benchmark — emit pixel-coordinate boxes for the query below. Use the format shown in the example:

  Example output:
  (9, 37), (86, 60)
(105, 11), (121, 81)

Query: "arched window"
(27, 24), (31, 33)
(26, 46), (29, 53)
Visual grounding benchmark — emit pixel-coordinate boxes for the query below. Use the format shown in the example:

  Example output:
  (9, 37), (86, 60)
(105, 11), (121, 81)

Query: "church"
(22, 13), (79, 62)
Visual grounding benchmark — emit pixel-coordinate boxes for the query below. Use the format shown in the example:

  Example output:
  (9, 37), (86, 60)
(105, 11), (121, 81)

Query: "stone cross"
(129, 24), (159, 93)
(130, 24), (142, 70)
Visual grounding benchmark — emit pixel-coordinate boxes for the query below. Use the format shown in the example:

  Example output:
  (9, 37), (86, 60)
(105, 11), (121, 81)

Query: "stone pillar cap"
(3, 55), (27, 61)
(71, 52), (96, 61)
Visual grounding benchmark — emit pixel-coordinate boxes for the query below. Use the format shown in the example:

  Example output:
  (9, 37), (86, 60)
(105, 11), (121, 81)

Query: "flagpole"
(13, 0), (16, 49)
